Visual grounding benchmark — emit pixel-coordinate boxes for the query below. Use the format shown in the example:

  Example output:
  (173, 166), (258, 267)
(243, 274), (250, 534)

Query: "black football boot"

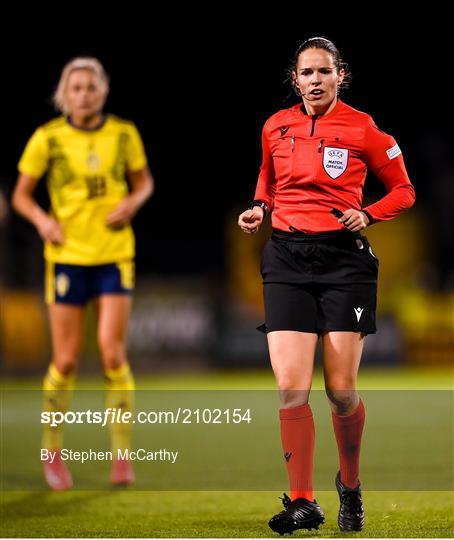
(268, 493), (325, 535)
(335, 471), (365, 532)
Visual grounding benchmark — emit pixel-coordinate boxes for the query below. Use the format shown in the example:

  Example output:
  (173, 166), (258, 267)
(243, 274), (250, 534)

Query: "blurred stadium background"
(0, 28), (452, 376)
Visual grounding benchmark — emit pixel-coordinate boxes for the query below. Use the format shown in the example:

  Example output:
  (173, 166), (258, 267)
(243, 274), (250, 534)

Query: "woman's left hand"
(106, 197), (139, 228)
(338, 209), (369, 232)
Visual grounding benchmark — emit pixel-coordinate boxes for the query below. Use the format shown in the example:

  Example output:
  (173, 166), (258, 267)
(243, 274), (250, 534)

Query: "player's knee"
(98, 340), (126, 370)
(51, 358), (77, 377)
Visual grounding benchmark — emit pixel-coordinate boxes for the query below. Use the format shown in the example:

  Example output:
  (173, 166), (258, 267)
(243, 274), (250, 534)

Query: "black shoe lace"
(341, 491), (363, 515)
(279, 493), (292, 508)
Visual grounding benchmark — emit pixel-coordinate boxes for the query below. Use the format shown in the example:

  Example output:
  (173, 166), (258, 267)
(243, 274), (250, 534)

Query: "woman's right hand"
(238, 207), (264, 234)
(37, 216), (64, 245)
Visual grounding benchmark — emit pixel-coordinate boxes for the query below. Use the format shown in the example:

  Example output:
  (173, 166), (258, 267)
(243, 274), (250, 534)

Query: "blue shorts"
(45, 260), (134, 305)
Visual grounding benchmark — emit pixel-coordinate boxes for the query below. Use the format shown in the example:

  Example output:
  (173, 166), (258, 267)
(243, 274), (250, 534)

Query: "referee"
(238, 37), (415, 535)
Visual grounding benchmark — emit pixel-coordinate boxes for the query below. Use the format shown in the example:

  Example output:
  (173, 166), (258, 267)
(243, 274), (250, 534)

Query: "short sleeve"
(125, 123), (147, 172)
(18, 128), (49, 179)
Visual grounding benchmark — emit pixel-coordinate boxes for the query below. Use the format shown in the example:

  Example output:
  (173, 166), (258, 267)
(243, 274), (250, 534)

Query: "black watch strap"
(248, 200), (269, 216)
(361, 209), (373, 224)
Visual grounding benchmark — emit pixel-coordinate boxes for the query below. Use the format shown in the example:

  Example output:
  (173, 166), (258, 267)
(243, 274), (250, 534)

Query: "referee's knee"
(276, 376), (311, 408)
(279, 389), (310, 408)
(325, 387), (358, 415)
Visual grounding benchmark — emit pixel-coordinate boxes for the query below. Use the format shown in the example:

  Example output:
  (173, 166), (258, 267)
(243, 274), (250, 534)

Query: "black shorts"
(259, 228), (379, 336)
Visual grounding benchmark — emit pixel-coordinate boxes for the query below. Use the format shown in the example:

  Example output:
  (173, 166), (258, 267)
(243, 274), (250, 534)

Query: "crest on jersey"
(87, 152), (100, 171)
(56, 273), (70, 297)
(323, 147), (349, 179)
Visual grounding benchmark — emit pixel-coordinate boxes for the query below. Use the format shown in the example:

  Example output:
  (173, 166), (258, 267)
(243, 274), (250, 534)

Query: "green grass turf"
(1, 490), (453, 537)
(2, 366), (453, 390)
(1, 367), (453, 537)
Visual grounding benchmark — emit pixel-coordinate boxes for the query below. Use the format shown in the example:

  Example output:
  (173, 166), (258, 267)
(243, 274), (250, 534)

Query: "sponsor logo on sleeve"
(386, 144), (402, 160)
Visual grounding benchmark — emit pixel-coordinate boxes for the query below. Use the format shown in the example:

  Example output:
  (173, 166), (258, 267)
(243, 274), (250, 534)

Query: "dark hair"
(289, 37), (351, 96)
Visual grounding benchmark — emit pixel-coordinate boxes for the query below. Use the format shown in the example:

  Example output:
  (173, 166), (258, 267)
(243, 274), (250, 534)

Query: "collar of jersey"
(297, 98), (344, 120)
(66, 114), (108, 132)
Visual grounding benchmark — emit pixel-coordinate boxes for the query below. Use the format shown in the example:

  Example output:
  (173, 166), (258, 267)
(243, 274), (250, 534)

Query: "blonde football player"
(12, 57), (154, 490)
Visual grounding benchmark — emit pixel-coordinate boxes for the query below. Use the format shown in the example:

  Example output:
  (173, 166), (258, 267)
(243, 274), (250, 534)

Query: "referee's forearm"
(363, 182), (416, 223)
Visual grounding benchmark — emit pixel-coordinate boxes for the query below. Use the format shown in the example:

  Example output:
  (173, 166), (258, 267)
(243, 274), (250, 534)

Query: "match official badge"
(56, 273), (70, 297)
(323, 147), (349, 179)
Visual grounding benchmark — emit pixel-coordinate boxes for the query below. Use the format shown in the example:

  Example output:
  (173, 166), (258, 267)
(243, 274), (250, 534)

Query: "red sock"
(279, 403), (315, 501)
(332, 399), (365, 489)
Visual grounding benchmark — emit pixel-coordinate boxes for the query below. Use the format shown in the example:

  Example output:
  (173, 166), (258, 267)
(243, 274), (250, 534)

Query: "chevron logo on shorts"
(354, 307), (364, 322)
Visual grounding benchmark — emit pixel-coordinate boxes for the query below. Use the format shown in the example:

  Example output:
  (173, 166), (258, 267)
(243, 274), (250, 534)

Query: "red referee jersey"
(254, 99), (416, 232)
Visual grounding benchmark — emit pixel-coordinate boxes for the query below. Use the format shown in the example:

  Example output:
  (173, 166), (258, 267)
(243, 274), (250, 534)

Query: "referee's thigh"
(267, 330), (319, 407)
(321, 331), (365, 414)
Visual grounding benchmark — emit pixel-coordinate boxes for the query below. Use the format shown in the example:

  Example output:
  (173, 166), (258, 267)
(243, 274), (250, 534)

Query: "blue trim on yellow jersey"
(66, 114), (108, 132)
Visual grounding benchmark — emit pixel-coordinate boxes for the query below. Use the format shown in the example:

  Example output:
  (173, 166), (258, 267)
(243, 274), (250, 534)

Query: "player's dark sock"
(279, 403), (314, 501)
(335, 471), (365, 532)
(331, 399), (365, 488)
(269, 493), (325, 535)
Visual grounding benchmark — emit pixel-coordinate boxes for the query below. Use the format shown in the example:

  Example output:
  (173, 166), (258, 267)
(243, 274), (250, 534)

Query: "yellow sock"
(105, 363), (135, 454)
(42, 363), (75, 451)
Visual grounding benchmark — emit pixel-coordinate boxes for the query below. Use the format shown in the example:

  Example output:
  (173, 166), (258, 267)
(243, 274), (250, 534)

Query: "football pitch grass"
(1, 367), (453, 538)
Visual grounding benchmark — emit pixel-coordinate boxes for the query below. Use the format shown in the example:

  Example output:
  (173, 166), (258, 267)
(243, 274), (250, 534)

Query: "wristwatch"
(361, 209), (373, 224)
(248, 200), (269, 216)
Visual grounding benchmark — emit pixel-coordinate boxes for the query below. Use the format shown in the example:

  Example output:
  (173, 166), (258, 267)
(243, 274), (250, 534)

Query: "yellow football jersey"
(18, 115), (148, 265)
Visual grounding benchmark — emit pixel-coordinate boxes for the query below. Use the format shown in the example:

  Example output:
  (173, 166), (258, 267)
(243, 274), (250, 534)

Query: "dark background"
(1, 18), (452, 285)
